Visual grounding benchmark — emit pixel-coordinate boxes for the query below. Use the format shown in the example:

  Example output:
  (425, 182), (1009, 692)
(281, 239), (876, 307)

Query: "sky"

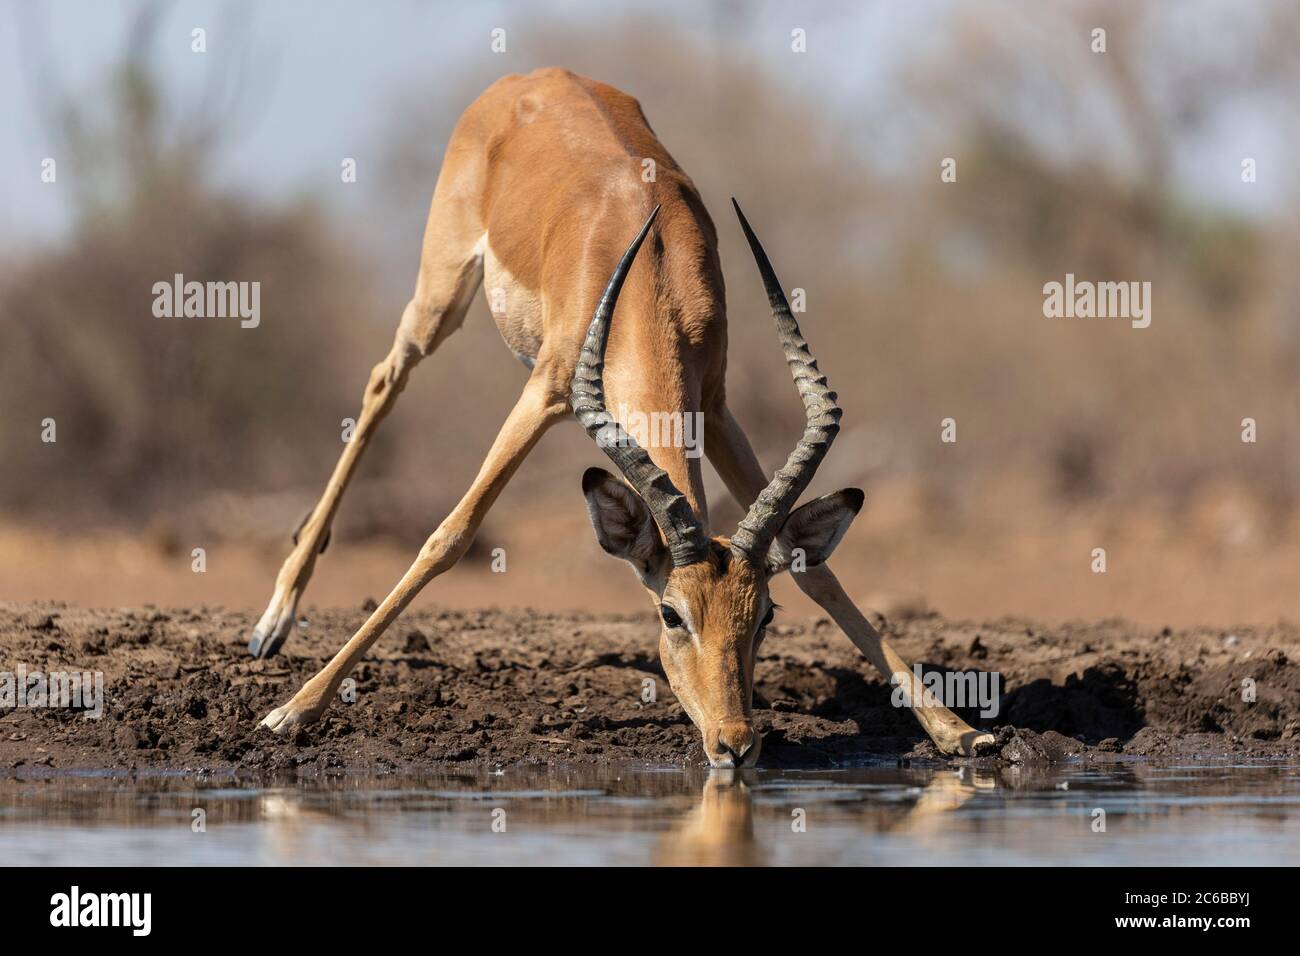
(0, 0), (1286, 249)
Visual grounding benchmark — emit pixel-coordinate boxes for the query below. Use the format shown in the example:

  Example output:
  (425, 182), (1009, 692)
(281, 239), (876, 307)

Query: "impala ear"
(765, 489), (864, 575)
(582, 467), (668, 578)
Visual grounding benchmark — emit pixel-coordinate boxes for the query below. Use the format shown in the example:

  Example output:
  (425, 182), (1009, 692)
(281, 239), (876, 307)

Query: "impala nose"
(717, 721), (756, 763)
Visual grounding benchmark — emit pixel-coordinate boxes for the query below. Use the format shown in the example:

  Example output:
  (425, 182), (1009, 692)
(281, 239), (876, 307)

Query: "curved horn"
(571, 205), (710, 568)
(728, 199), (842, 560)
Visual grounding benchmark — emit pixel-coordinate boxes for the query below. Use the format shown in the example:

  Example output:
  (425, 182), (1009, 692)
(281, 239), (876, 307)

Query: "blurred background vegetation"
(1, 0), (1297, 626)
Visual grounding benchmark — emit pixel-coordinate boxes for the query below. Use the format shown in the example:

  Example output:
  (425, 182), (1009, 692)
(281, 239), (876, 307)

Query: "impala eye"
(760, 605), (776, 628)
(660, 604), (684, 629)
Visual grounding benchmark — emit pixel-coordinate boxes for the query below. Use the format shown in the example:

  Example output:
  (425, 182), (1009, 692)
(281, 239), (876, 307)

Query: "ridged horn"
(728, 199), (842, 560)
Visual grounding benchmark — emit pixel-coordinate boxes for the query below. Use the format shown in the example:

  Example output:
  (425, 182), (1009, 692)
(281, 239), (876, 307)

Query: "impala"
(253, 68), (993, 766)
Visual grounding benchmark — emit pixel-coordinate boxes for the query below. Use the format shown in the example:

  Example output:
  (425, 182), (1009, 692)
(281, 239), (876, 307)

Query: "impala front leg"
(261, 373), (568, 734)
(705, 405), (993, 757)
(791, 563), (994, 756)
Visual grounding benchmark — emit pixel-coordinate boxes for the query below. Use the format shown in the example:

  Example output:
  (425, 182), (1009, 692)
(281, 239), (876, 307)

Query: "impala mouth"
(707, 728), (761, 768)
(707, 749), (760, 770)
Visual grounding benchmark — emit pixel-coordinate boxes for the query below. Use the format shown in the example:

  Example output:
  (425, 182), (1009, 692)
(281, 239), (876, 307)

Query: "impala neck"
(608, 280), (722, 534)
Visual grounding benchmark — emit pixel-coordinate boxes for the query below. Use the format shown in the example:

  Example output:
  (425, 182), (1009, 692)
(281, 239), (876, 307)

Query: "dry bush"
(0, 12), (372, 540)
(4, 0), (1299, 561)
(368, 3), (1300, 540)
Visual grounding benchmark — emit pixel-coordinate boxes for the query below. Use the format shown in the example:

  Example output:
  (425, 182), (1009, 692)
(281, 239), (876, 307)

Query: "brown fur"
(255, 68), (994, 765)
(427, 68), (725, 511)
(659, 545), (766, 764)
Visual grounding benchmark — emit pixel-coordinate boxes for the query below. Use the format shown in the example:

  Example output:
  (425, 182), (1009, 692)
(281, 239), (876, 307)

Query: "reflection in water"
(655, 771), (758, 866)
(653, 768), (991, 865)
(2, 761), (1299, 865)
(890, 768), (997, 843)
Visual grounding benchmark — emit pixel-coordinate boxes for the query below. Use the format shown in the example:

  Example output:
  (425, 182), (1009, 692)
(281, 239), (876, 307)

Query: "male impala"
(254, 68), (993, 766)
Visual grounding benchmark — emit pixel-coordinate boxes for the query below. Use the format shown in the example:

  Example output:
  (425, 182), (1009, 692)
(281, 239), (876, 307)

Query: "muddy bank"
(2, 601), (1298, 774)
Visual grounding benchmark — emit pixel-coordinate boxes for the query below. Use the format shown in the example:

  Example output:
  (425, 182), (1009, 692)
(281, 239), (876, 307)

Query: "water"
(3, 761), (1299, 865)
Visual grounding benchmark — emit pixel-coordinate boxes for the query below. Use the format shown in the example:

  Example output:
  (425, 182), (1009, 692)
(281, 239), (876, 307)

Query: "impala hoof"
(248, 623), (288, 659)
(260, 702), (318, 736)
(249, 589), (298, 659)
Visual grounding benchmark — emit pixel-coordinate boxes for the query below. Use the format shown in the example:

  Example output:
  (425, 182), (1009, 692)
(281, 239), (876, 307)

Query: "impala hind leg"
(248, 237), (486, 659)
(247, 329), (416, 659)
(705, 405), (995, 756)
(260, 371), (568, 733)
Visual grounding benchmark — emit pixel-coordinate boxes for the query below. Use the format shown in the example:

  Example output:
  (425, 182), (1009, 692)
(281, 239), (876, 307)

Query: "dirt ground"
(2, 600), (1298, 775)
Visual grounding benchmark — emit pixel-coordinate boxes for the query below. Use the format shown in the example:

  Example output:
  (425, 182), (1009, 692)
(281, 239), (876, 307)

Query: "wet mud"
(2, 602), (1298, 774)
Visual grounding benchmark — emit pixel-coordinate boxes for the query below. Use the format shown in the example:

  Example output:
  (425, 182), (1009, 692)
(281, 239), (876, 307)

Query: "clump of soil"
(2, 603), (1298, 775)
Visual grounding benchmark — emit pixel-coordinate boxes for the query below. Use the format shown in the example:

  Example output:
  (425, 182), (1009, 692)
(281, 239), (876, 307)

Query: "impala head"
(572, 200), (863, 768)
